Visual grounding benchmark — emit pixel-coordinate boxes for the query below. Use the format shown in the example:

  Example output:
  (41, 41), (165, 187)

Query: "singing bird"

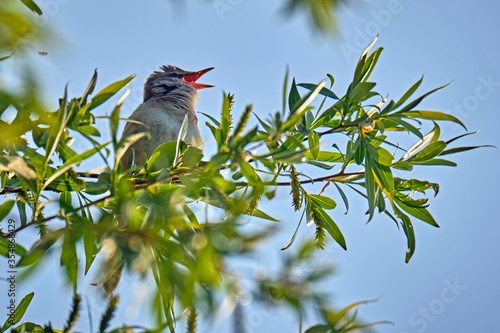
(121, 65), (214, 169)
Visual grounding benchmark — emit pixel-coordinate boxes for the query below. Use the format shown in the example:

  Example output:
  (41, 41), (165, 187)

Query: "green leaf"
(0, 200), (15, 222)
(446, 131), (478, 145)
(0, 51), (15, 62)
(439, 145), (494, 156)
(399, 110), (467, 130)
(233, 104), (253, 138)
(283, 81), (326, 130)
(393, 76), (423, 109)
(61, 229), (78, 286)
(392, 205), (416, 263)
(308, 130), (320, 160)
(304, 151), (343, 162)
(309, 194), (337, 210)
(333, 182), (349, 214)
(239, 160), (261, 186)
(380, 99), (396, 115)
(395, 178), (439, 196)
(397, 82), (452, 114)
(353, 36), (378, 84)
(200, 112), (221, 127)
(395, 198), (439, 227)
(289, 78), (301, 113)
(282, 66), (290, 114)
(42, 142), (110, 192)
(409, 141), (446, 162)
(220, 93), (234, 147)
(11, 322), (44, 332)
(88, 74), (135, 110)
(72, 124), (101, 137)
(389, 116), (423, 139)
(19, 0), (42, 15)
(251, 208), (280, 222)
(84, 231), (98, 275)
(16, 199), (27, 226)
(0, 238), (27, 257)
(364, 159), (377, 222)
(413, 158), (457, 166)
(18, 230), (64, 267)
(364, 141), (393, 166)
(306, 160), (334, 170)
(205, 152), (231, 172)
(181, 147), (204, 168)
(81, 69), (98, 106)
(59, 192), (72, 212)
(371, 161), (394, 194)
(298, 83), (339, 100)
(360, 47), (383, 83)
(348, 82), (377, 102)
(1, 292), (35, 331)
(314, 207), (346, 250)
(146, 141), (178, 172)
(174, 111), (190, 165)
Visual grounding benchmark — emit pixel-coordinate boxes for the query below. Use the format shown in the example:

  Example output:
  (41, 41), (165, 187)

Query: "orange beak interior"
(182, 67), (215, 89)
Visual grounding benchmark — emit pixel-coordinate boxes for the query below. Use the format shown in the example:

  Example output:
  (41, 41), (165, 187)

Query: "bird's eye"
(170, 73), (182, 78)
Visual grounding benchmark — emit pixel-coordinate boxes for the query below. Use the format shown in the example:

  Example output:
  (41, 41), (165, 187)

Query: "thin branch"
(0, 195), (111, 238)
(273, 171), (364, 186)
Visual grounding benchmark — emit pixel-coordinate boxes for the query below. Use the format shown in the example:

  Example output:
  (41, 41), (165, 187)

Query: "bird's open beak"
(182, 67), (215, 89)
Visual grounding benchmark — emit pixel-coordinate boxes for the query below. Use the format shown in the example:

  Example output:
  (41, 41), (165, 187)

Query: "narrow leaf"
(289, 78), (301, 113)
(400, 110), (467, 130)
(88, 74), (135, 110)
(19, 0), (42, 15)
(314, 207), (346, 250)
(393, 76), (423, 109)
(1, 292), (35, 331)
(309, 194), (337, 210)
(409, 141), (446, 162)
(298, 83), (339, 100)
(308, 130), (320, 160)
(0, 200), (15, 222)
(439, 145), (494, 156)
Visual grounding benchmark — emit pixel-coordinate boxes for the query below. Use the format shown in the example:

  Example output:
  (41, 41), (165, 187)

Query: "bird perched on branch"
(121, 65), (214, 169)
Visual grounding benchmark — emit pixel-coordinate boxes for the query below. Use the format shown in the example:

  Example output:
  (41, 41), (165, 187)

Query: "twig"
(0, 195), (111, 238)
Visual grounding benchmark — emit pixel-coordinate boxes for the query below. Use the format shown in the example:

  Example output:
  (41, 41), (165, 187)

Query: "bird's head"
(143, 65), (214, 103)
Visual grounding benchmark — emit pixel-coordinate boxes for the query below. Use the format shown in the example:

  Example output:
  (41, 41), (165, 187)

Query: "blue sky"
(2, 0), (500, 332)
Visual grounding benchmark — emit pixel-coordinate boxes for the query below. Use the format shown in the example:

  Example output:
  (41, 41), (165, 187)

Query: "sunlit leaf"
(308, 130), (320, 160)
(1, 292), (34, 331)
(0, 200), (15, 221)
(88, 74), (135, 111)
(409, 141), (446, 162)
(392, 204), (415, 263)
(396, 82), (452, 114)
(439, 145), (494, 156)
(393, 76), (423, 109)
(395, 198), (439, 227)
(298, 83), (339, 100)
(19, 0), (42, 15)
(400, 110), (466, 130)
(309, 194), (337, 210)
(314, 206), (346, 250)
(289, 78), (301, 114)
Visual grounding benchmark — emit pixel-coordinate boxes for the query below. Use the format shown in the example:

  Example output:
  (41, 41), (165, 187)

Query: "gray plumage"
(121, 65), (213, 169)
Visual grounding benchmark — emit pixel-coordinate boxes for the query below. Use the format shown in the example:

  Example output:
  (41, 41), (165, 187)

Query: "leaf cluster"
(0, 33), (485, 332)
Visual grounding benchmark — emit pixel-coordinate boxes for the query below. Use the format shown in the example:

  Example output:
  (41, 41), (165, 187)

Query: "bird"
(121, 65), (214, 169)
